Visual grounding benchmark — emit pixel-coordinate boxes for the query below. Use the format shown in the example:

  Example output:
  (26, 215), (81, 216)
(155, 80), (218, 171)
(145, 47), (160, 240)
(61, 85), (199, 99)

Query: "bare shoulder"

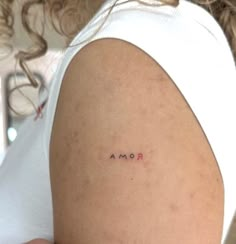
(50, 38), (224, 243)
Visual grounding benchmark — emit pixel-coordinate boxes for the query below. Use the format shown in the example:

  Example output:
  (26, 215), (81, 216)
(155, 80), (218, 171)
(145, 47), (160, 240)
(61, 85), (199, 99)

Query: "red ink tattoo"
(137, 153), (143, 160)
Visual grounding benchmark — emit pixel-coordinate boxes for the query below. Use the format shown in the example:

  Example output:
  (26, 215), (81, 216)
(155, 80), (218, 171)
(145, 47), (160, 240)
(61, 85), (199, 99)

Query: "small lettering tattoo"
(110, 153), (144, 160)
(110, 154), (116, 159)
(137, 153), (143, 160)
(119, 154), (128, 159)
(130, 154), (135, 159)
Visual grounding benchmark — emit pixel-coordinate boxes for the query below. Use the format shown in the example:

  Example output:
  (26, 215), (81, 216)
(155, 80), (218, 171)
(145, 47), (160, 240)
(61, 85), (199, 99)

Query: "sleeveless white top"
(0, 0), (236, 243)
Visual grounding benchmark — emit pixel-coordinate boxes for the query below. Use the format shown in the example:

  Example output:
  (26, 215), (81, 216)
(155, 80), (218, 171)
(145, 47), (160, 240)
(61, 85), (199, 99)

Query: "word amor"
(110, 153), (143, 160)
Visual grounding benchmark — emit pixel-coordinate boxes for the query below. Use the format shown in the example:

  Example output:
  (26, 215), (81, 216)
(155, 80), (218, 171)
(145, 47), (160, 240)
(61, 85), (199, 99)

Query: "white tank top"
(0, 0), (236, 243)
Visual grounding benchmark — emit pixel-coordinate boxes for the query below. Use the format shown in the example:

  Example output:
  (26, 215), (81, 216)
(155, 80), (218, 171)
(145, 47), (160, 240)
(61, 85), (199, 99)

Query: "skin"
(49, 38), (223, 243)
(28, 0), (224, 243)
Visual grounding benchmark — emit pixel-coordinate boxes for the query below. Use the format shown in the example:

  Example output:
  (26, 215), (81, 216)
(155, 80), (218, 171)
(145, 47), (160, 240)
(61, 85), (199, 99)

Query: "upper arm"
(50, 38), (224, 244)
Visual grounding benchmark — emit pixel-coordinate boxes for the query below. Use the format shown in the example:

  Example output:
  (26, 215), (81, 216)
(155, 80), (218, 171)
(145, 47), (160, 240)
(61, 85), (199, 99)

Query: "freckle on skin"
(74, 103), (80, 112)
(77, 148), (82, 155)
(198, 172), (205, 179)
(169, 203), (179, 213)
(71, 131), (79, 143)
(189, 192), (195, 199)
(144, 181), (151, 189)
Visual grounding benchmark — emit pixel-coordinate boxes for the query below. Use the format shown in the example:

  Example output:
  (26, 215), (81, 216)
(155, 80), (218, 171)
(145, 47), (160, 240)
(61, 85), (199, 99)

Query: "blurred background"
(0, 51), (63, 165)
(0, 0), (65, 165)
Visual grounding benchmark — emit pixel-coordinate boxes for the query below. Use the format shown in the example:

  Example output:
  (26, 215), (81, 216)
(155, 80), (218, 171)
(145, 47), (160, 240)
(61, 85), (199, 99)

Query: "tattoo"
(110, 153), (143, 160)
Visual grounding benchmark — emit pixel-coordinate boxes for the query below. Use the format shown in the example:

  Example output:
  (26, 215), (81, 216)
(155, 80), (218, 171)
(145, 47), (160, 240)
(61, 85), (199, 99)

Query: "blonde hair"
(194, 0), (236, 57)
(1, 0), (236, 114)
(0, 0), (14, 59)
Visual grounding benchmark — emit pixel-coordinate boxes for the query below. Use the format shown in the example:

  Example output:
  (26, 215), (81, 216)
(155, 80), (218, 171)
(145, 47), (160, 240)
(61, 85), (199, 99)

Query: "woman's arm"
(49, 38), (224, 243)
